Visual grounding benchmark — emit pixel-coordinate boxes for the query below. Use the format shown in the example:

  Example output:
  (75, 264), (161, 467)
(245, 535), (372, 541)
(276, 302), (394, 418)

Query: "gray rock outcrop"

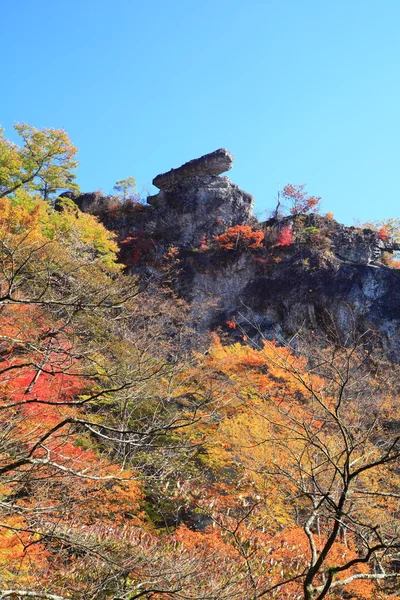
(283, 214), (400, 266)
(153, 148), (234, 190)
(148, 149), (253, 247)
(62, 149), (400, 361)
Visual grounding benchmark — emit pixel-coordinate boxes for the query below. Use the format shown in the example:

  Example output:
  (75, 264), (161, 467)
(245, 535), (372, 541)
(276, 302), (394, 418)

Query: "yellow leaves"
(204, 339), (320, 407)
(0, 192), (121, 278)
(0, 128), (23, 190)
(214, 405), (296, 527)
(9, 123), (79, 198)
(50, 200), (120, 271)
(0, 516), (48, 584)
(0, 192), (47, 242)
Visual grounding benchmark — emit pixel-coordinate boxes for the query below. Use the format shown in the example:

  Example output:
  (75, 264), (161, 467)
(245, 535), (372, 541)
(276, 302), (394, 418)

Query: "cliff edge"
(64, 150), (400, 359)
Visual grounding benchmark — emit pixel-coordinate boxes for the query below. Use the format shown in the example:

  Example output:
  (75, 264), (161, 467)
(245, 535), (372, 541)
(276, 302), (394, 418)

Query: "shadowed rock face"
(64, 149), (400, 360)
(178, 240), (400, 360)
(148, 176), (254, 246)
(61, 149), (254, 248)
(153, 148), (234, 190)
(148, 149), (254, 247)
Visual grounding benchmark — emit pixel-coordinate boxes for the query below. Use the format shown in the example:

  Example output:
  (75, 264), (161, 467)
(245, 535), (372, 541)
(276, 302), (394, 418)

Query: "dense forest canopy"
(1, 124), (400, 600)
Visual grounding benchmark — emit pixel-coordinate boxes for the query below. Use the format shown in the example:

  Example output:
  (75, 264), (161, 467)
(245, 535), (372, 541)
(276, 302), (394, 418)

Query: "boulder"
(153, 148), (234, 190)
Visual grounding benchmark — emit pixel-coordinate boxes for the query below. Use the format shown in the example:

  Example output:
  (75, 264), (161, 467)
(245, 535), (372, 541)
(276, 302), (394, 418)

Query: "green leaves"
(113, 176), (137, 201)
(0, 123), (79, 201)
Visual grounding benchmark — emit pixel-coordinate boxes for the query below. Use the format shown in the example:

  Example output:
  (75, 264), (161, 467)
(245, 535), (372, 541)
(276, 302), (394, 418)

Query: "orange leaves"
(205, 339), (312, 401)
(1, 164), (399, 599)
(282, 183), (321, 216)
(182, 336), (389, 596)
(215, 225), (264, 251)
(378, 225), (390, 241)
(174, 524), (230, 554)
(0, 516), (49, 585)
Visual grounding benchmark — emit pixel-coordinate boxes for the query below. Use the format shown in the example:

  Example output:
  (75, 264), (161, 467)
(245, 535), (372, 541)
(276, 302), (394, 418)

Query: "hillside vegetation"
(1, 125), (400, 600)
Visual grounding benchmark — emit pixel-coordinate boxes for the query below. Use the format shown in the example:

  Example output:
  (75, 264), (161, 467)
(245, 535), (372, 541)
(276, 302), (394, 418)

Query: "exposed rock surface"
(58, 191), (116, 214)
(276, 213), (400, 265)
(175, 238), (400, 359)
(149, 176), (254, 247)
(67, 148), (253, 248)
(148, 149), (253, 247)
(65, 150), (400, 360)
(152, 148), (234, 190)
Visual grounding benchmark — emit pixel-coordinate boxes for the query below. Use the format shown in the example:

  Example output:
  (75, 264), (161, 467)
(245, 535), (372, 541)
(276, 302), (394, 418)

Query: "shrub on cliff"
(215, 225), (264, 251)
(282, 183), (321, 216)
(276, 225), (294, 247)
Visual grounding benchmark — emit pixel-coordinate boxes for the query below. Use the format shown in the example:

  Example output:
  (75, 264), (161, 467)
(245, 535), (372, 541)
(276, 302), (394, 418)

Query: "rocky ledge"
(148, 149), (253, 246)
(152, 148), (234, 190)
(63, 149), (400, 360)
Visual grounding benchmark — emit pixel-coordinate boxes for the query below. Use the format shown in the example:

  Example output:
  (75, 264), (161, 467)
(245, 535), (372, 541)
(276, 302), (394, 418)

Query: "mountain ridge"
(63, 150), (400, 359)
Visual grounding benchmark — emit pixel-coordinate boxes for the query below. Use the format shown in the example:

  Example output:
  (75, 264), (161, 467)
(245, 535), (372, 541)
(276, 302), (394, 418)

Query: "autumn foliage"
(215, 224), (264, 251)
(0, 123), (79, 200)
(1, 125), (400, 600)
(119, 230), (154, 265)
(185, 337), (400, 599)
(282, 183), (321, 215)
(378, 225), (390, 241)
(276, 225), (294, 246)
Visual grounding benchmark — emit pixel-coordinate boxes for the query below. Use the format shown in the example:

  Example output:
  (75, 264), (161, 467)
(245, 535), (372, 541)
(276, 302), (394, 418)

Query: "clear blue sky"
(2, 0), (400, 224)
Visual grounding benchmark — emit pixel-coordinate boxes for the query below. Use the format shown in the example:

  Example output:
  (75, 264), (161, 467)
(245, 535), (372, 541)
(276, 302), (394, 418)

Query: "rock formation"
(152, 148), (234, 190)
(66, 150), (400, 360)
(148, 149), (254, 247)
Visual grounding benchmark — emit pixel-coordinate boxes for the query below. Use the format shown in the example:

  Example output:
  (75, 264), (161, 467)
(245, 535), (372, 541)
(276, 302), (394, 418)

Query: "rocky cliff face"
(148, 148), (254, 247)
(67, 150), (400, 359)
(187, 246), (400, 358)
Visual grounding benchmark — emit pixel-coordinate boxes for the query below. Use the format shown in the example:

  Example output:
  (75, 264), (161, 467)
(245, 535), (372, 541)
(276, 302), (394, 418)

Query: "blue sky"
(2, 0), (400, 224)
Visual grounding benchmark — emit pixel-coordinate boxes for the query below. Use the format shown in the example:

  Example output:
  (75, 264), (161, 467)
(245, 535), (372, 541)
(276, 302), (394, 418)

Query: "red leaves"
(119, 231), (154, 265)
(282, 184), (321, 215)
(0, 299), (146, 585)
(378, 226), (389, 241)
(277, 226), (294, 247)
(199, 235), (209, 252)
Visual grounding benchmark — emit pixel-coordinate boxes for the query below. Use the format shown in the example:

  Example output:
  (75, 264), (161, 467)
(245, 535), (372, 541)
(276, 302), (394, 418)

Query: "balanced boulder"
(153, 148), (234, 190)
